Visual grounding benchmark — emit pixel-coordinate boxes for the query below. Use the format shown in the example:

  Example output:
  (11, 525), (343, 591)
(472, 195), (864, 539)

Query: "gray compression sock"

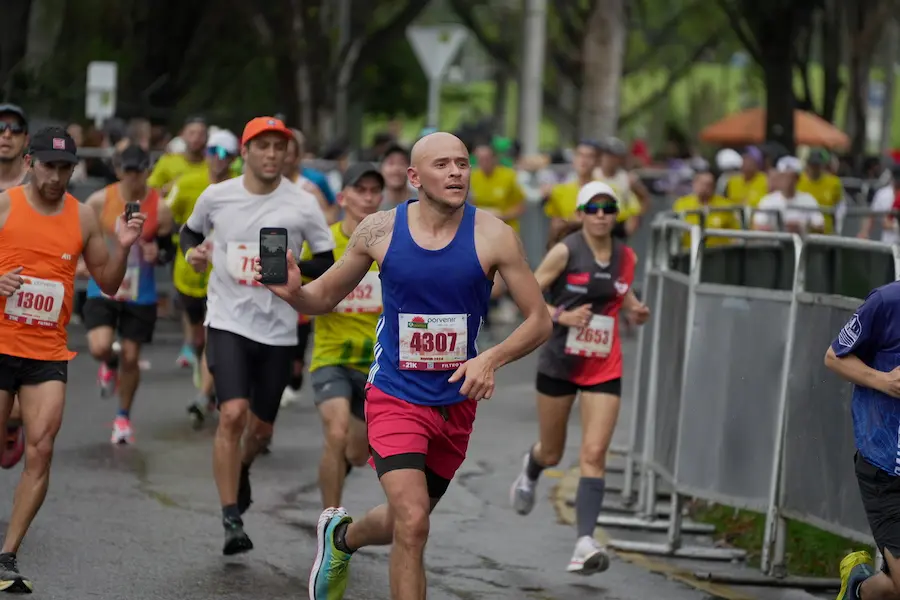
(575, 477), (606, 538)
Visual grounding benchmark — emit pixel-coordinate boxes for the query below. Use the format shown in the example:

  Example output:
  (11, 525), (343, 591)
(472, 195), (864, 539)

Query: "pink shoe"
(98, 363), (117, 398)
(110, 416), (134, 445)
(1, 426), (24, 469)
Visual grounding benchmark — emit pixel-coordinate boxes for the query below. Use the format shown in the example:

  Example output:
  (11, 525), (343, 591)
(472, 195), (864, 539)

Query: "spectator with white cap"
(714, 148), (742, 196)
(753, 156), (824, 234)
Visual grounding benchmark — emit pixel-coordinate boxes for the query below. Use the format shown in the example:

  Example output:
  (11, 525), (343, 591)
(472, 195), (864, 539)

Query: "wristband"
(552, 305), (565, 323)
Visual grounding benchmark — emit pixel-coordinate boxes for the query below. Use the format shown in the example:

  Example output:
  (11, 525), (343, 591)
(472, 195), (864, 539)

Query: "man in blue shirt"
(826, 282), (900, 600)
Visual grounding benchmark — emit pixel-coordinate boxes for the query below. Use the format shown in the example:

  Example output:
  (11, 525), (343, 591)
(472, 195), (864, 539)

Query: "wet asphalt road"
(0, 324), (712, 599)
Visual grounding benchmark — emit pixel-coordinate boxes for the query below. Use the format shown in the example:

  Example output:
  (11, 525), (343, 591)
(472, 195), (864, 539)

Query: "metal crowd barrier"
(607, 217), (900, 585)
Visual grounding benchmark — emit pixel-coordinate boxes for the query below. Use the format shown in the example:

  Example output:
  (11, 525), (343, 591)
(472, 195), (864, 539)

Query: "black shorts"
(295, 321), (313, 361)
(206, 327), (293, 424)
(0, 353), (68, 392)
(83, 297), (157, 344)
(535, 373), (622, 397)
(856, 452), (900, 574)
(179, 293), (206, 326)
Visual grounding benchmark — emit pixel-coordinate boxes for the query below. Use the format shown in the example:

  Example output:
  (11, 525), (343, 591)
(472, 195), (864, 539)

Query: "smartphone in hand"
(125, 202), (141, 222)
(258, 227), (288, 285)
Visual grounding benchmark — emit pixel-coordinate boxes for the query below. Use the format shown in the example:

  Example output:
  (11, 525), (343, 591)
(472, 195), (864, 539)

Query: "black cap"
(381, 143), (410, 163)
(0, 104), (27, 129)
(29, 126), (77, 164)
(342, 162), (384, 189)
(602, 137), (627, 156)
(807, 149), (829, 166)
(117, 144), (151, 171)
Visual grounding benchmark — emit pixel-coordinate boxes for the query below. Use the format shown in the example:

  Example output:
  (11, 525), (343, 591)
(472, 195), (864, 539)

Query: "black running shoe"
(237, 464), (252, 515)
(222, 517), (253, 556)
(0, 553), (32, 594)
(187, 403), (205, 430)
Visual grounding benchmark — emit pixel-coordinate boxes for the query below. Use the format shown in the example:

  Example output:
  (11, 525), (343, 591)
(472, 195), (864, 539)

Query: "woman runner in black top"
(509, 181), (649, 575)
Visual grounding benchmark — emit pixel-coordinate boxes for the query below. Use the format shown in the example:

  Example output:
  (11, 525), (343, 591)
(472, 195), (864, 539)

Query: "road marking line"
(550, 466), (753, 600)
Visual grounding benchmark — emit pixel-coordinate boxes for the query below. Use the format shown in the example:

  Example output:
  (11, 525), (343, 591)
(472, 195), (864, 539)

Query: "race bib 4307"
(398, 313), (467, 370)
(565, 314), (614, 358)
(5, 276), (65, 328)
(226, 242), (262, 287)
(334, 272), (382, 314)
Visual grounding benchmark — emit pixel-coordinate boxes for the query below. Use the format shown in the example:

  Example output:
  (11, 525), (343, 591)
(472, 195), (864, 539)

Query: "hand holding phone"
(258, 227), (288, 285)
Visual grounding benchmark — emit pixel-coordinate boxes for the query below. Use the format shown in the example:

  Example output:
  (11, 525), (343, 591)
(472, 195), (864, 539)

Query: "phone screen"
(259, 230), (288, 284)
(125, 202), (141, 222)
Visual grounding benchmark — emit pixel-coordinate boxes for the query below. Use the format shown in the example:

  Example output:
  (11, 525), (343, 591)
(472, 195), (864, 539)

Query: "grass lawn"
(362, 63), (900, 150)
(689, 501), (867, 578)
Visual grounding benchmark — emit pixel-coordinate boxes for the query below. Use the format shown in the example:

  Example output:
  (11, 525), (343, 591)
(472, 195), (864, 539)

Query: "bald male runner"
(258, 132), (553, 600)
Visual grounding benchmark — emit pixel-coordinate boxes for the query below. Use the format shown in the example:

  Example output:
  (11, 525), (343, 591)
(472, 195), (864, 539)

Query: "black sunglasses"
(0, 122), (25, 135)
(580, 202), (618, 215)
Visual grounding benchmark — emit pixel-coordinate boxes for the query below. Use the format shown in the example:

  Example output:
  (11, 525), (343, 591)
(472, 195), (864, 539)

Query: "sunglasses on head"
(580, 202), (618, 215)
(207, 146), (233, 159)
(0, 122), (25, 135)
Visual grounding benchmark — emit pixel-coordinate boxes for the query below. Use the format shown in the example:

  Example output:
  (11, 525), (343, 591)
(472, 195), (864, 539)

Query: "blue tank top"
(369, 200), (492, 406)
(86, 244), (157, 305)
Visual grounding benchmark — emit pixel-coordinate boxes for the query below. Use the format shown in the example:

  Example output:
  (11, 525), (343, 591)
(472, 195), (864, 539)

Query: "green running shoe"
(308, 507), (353, 600)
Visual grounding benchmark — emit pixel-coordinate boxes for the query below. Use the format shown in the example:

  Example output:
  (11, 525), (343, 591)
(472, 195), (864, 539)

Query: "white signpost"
(406, 25), (468, 129)
(85, 61), (118, 129)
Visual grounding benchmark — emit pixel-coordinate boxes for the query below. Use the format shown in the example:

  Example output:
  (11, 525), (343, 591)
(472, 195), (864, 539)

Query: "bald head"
(408, 132), (470, 211)
(410, 132), (467, 166)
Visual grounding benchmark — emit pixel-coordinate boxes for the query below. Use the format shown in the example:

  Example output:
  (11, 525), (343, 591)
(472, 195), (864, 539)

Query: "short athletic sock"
(525, 445), (546, 481)
(333, 521), (355, 554)
(222, 504), (241, 521)
(116, 408), (130, 419)
(575, 477), (606, 539)
(289, 373), (303, 392)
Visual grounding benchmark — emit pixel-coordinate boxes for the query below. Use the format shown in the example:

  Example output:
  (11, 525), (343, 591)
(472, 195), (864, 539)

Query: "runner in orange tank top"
(0, 127), (146, 593)
(80, 144), (173, 445)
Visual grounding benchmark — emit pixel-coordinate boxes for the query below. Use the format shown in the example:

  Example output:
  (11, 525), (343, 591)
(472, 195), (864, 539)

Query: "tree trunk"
(0, 0), (33, 99)
(578, 0), (626, 139)
(820, 0), (843, 122)
(760, 18), (797, 153)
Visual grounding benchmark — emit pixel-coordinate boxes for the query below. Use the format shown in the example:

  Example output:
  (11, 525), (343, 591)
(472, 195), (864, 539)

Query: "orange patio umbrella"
(699, 107), (850, 150)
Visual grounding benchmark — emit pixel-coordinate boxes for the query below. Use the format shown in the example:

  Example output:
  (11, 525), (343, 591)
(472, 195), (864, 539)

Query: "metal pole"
(520, 0), (548, 156)
(427, 77), (441, 129)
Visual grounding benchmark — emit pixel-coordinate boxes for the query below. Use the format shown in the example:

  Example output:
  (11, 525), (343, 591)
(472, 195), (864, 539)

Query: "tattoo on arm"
(347, 211), (394, 251)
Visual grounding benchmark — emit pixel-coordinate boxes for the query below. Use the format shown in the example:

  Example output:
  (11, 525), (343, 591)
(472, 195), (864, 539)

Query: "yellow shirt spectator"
(726, 172), (768, 207)
(470, 144), (526, 232)
(148, 153), (207, 192)
(672, 194), (741, 247)
(798, 171), (842, 233)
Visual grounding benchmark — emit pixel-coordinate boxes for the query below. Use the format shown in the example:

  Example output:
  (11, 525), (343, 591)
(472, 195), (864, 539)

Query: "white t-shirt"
(871, 185), (899, 244)
(753, 191), (825, 231)
(186, 176), (335, 346)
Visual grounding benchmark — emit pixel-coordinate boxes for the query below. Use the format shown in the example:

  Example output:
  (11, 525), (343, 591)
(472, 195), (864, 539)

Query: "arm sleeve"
(178, 224), (205, 255)
(831, 291), (883, 358)
(297, 251), (335, 279)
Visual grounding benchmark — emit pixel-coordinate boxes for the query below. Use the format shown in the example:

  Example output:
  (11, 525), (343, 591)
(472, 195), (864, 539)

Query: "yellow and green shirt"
(167, 169), (224, 297)
(301, 221), (380, 373)
(148, 153), (207, 192)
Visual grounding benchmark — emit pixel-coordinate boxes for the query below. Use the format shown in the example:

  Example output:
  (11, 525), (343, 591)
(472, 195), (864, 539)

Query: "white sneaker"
(280, 386), (302, 407)
(111, 416), (135, 445)
(566, 536), (610, 575)
(510, 453), (537, 515)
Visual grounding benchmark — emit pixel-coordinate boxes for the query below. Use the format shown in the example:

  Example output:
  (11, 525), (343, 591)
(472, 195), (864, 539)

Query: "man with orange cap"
(179, 117), (335, 555)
